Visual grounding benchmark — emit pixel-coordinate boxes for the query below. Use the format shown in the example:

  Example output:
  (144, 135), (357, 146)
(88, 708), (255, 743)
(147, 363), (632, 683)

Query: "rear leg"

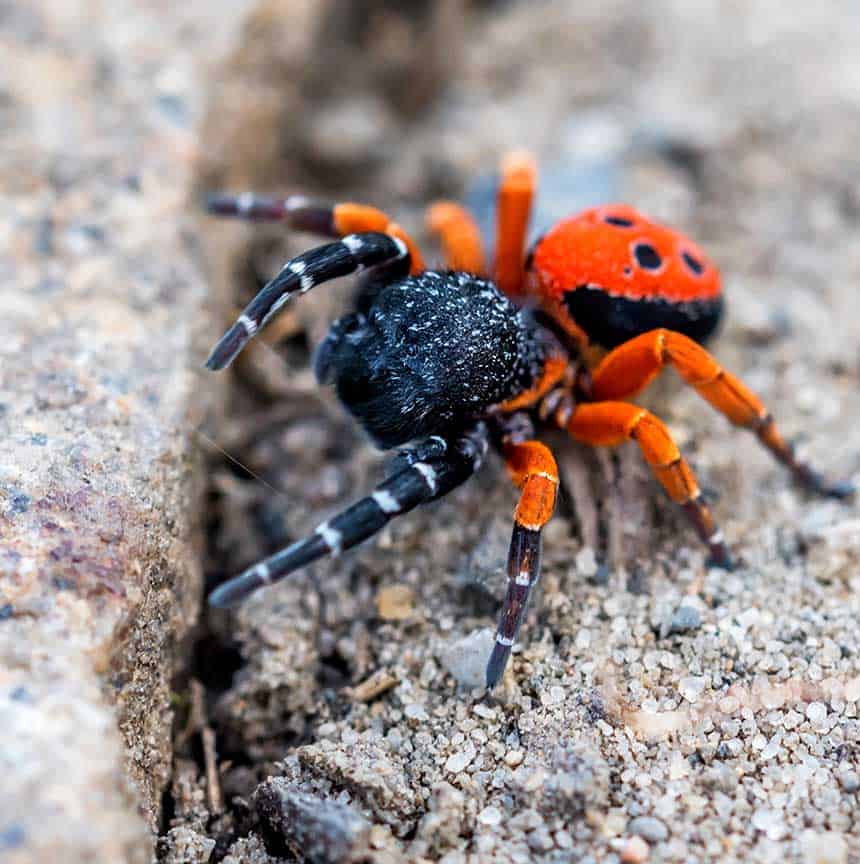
(209, 425), (489, 608)
(494, 151), (536, 299)
(425, 201), (486, 274)
(206, 193), (424, 272)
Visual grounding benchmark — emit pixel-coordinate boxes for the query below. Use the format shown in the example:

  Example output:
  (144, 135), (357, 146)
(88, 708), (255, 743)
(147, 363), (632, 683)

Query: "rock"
(0, 0), (246, 860)
(678, 676), (707, 703)
(254, 779), (371, 864)
(441, 628), (496, 688)
(621, 835), (651, 863)
(444, 743), (477, 774)
(627, 817), (669, 844)
(160, 827), (216, 864)
(376, 584), (415, 621)
(666, 604), (702, 636)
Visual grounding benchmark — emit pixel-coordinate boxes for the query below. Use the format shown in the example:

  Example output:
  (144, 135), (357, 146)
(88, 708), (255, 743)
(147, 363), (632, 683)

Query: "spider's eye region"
(682, 250), (705, 276)
(603, 215), (634, 227)
(633, 242), (663, 271)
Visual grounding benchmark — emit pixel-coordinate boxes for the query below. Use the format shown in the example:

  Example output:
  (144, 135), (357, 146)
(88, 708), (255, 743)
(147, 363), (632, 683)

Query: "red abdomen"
(528, 205), (723, 349)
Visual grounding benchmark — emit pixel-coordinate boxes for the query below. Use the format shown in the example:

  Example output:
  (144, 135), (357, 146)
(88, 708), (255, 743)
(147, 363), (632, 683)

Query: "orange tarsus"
(425, 201), (486, 275)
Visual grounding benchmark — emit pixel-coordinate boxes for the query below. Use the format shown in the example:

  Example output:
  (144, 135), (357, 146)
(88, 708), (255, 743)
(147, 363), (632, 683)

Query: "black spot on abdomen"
(563, 285), (723, 349)
(682, 250), (705, 275)
(633, 242), (663, 270)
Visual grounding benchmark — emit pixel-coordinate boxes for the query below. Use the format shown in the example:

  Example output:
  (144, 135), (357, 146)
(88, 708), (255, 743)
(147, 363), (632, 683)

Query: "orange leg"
(564, 401), (733, 567)
(486, 439), (559, 687)
(333, 204), (424, 274)
(494, 151), (536, 299)
(206, 194), (424, 274)
(589, 328), (852, 498)
(425, 201), (486, 274)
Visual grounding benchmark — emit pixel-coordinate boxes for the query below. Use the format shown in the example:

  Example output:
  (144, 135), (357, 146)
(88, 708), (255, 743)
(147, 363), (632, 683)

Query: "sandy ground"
(162, 1), (860, 861)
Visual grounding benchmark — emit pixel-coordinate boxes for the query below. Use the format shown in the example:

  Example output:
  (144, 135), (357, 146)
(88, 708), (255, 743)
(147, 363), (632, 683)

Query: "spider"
(205, 151), (852, 688)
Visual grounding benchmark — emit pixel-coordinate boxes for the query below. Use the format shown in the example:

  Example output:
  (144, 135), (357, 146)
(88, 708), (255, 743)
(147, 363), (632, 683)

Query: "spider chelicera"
(205, 151), (852, 688)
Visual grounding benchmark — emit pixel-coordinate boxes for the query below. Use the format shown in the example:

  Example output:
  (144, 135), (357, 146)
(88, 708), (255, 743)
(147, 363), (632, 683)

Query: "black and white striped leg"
(204, 232), (410, 370)
(206, 193), (338, 233)
(485, 526), (542, 688)
(385, 435), (450, 475)
(484, 437), (559, 688)
(208, 425), (488, 609)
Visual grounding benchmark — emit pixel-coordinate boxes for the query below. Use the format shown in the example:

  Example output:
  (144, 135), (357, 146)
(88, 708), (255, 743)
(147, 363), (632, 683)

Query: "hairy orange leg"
(206, 195), (425, 274)
(425, 201), (486, 274)
(333, 204), (424, 274)
(486, 439), (559, 687)
(494, 151), (536, 299)
(590, 329), (852, 498)
(563, 401), (732, 567)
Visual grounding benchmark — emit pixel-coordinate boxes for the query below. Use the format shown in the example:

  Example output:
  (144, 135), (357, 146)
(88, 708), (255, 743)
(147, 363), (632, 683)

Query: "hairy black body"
(315, 271), (548, 447)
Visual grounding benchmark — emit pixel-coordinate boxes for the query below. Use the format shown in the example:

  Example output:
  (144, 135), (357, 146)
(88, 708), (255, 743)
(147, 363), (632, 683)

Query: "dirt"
(165, 0), (859, 861)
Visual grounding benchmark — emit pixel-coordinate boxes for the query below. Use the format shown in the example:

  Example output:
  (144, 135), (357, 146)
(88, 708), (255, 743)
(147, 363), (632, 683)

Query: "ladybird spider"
(205, 151), (852, 688)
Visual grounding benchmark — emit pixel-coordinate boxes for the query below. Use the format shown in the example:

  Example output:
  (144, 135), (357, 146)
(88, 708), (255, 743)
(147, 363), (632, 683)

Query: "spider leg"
(205, 232), (410, 370)
(589, 329), (853, 498)
(425, 201), (486, 274)
(494, 150), (536, 299)
(206, 194), (424, 272)
(385, 435), (451, 474)
(486, 436), (559, 688)
(209, 425), (488, 609)
(560, 401), (733, 568)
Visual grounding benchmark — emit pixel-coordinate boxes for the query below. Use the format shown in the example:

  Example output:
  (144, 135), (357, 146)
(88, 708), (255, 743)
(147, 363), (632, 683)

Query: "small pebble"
(376, 584), (414, 621)
(838, 770), (860, 792)
(678, 676), (706, 703)
(627, 817), (668, 843)
(844, 677), (860, 702)
(477, 806), (503, 827)
(442, 629), (495, 688)
(404, 703), (428, 722)
(576, 546), (598, 577)
(751, 807), (785, 840)
(806, 702), (827, 726)
(504, 749), (524, 767)
(444, 744), (476, 774)
(668, 604), (702, 635)
(621, 835), (650, 863)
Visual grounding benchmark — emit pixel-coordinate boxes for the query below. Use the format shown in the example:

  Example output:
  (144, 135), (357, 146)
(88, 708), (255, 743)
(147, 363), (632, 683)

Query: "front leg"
(486, 437), (560, 688)
(589, 329), (853, 498)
